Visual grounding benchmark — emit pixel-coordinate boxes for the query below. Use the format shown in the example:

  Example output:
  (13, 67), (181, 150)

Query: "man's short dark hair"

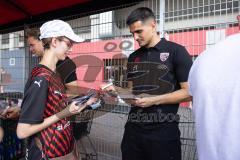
(25, 28), (40, 40)
(126, 7), (156, 26)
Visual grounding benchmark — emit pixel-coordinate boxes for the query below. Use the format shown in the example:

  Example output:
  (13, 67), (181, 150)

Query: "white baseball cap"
(39, 20), (84, 42)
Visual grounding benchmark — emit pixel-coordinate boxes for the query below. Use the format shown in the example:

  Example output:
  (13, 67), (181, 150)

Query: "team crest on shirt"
(160, 52), (169, 62)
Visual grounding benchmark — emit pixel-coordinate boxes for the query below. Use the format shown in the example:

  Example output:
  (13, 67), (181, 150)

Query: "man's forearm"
(153, 88), (192, 105)
(65, 81), (89, 96)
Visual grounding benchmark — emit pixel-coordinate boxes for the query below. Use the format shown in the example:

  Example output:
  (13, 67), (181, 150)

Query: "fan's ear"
(51, 37), (58, 48)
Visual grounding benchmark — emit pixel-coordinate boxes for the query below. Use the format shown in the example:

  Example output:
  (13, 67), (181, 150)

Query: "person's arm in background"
(65, 81), (89, 97)
(1, 106), (21, 119)
(1, 98), (23, 119)
(56, 57), (88, 97)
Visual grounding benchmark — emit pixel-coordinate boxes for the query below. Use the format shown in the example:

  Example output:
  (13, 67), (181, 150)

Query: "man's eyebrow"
(131, 29), (142, 34)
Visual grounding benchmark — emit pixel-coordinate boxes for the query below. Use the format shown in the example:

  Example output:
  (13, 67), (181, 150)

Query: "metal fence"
(0, 0), (239, 159)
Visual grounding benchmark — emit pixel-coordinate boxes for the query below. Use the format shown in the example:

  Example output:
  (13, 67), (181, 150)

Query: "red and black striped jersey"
(19, 64), (74, 159)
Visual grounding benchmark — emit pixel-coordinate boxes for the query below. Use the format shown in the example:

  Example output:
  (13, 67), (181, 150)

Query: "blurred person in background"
(188, 32), (240, 160)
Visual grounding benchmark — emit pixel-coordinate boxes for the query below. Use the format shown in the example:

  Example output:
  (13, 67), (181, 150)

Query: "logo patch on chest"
(160, 52), (169, 62)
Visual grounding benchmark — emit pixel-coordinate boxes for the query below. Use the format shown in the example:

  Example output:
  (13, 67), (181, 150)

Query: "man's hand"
(134, 96), (157, 107)
(1, 106), (21, 119)
(123, 96), (156, 108)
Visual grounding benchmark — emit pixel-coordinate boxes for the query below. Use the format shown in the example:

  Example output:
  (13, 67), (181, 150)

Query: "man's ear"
(150, 20), (157, 31)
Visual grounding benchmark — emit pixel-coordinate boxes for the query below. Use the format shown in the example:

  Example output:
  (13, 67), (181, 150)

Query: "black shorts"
(121, 123), (181, 160)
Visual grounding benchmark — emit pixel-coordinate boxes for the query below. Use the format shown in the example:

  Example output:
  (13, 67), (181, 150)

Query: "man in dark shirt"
(121, 7), (192, 160)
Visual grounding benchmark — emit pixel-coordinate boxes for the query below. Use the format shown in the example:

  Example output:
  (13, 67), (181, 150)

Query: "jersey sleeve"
(19, 76), (48, 124)
(56, 57), (77, 84)
(173, 45), (193, 83)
